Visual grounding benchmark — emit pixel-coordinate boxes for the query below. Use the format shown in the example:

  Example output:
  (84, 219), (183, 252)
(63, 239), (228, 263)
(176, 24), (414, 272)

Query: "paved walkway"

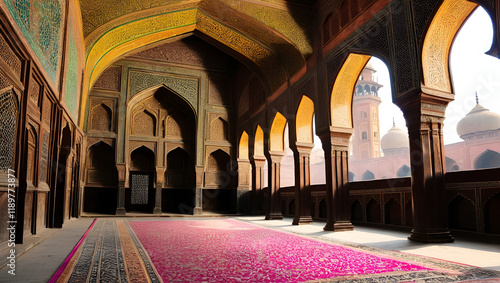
(0, 218), (94, 282)
(0, 216), (499, 282)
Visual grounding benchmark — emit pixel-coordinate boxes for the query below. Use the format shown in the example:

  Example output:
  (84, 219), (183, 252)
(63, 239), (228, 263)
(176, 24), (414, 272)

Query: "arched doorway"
(163, 148), (196, 214)
(384, 198), (401, 225)
(448, 195), (476, 231)
(52, 125), (72, 228)
(84, 141), (117, 214)
(366, 198), (380, 223)
(351, 200), (363, 222)
(203, 149), (235, 213)
(127, 146), (155, 212)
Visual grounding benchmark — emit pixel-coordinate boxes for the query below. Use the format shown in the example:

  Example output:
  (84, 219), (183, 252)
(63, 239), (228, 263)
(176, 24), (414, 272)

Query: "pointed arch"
(239, 131), (249, 160)
(166, 147), (195, 188)
(132, 109), (156, 136)
(474, 150), (500, 169)
(207, 149), (231, 173)
(330, 53), (371, 128)
(397, 164), (411, 177)
(210, 117), (228, 141)
(130, 146), (155, 171)
(446, 156), (460, 172)
(361, 170), (375, 180)
(422, 0), (478, 93)
(87, 141), (117, 186)
(296, 95), (315, 144)
(254, 125), (264, 157)
(90, 103), (112, 132)
(80, 5), (306, 127)
(270, 112), (287, 152)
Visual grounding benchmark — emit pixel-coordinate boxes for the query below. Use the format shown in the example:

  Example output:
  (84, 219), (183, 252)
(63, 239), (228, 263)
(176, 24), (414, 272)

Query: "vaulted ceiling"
(78, 0), (316, 96)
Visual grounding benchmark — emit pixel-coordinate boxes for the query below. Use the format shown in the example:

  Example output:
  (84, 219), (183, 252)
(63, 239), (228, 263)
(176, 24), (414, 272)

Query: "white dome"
(381, 125), (408, 150)
(456, 104), (500, 138)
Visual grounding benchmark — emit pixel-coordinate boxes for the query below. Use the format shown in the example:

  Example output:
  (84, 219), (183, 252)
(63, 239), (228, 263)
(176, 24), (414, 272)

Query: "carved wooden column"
(292, 142), (314, 225)
(115, 164), (126, 215)
(265, 151), (284, 220)
(320, 128), (354, 231)
(237, 159), (252, 213)
(154, 167), (164, 214)
(398, 93), (454, 243)
(193, 165), (204, 215)
(251, 156), (266, 215)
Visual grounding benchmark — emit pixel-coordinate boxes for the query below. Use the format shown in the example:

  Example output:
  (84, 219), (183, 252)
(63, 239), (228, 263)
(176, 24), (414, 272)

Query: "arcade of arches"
(1, 0), (500, 248)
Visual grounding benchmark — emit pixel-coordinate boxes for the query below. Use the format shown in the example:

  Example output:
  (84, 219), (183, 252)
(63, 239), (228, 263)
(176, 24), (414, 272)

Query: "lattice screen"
(0, 89), (17, 172)
(130, 173), (150, 205)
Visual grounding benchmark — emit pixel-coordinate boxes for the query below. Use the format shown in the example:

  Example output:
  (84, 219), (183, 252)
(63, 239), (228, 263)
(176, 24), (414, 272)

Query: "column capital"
(395, 91), (452, 122)
(319, 127), (352, 151)
(251, 155), (267, 164)
(295, 142), (314, 155)
(267, 151), (285, 163)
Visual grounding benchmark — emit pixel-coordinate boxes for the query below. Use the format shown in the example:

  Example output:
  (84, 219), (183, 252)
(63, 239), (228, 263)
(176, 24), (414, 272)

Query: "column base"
(265, 212), (283, 220)
(323, 221), (354, 231)
(153, 207), (162, 214)
(193, 207), (203, 215)
(115, 208), (126, 216)
(408, 228), (454, 243)
(292, 216), (313, 225)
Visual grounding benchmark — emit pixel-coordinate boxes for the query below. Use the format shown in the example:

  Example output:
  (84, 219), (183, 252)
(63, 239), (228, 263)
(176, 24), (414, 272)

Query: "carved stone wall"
(93, 66), (122, 92)
(210, 116), (229, 141)
(90, 102), (113, 132)
(131, 36), (238, 71)
(132, 110), (156, 137)
(208, 76), (231, 106)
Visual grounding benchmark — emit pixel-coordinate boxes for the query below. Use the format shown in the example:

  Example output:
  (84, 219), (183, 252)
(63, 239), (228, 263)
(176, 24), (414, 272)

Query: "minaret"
(352, 62), (383, 160)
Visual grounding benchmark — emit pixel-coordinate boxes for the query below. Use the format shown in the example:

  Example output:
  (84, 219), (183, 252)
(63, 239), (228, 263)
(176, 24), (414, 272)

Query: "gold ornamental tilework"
(83, 2), (199, 51)
(330, 54), (371, 128)
(198, 1), (305, 77)
(422, 0), (477, 93)
(85, 8), (197, 77)
(80, 0), (187, 38)
(239, 2), (313, 59)
(196, 12), (286, 92)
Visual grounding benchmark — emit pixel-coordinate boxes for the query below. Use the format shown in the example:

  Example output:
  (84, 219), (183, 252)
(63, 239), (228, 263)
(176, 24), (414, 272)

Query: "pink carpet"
(129, 219), (431, 282)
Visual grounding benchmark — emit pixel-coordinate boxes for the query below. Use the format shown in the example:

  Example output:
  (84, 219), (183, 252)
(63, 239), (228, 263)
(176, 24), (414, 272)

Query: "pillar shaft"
(153, 167), (164, 214)
(292, 143), (314, 225)
(193, 166), (204, 215)
(251, 156), (266, 215)
(320, 128), (354, 231)
(237, 159), (252, 213)
(115, 164), (126, 215)
(265, 152), (284, 220)
(399, 93), (453, 243)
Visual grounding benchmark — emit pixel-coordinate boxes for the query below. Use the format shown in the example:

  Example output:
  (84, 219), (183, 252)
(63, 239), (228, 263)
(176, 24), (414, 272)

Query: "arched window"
(361, 170), (375, 180)
(397, 164), (411, 177)
(474, 150), (500, 170)
(361, 131), (367, 140)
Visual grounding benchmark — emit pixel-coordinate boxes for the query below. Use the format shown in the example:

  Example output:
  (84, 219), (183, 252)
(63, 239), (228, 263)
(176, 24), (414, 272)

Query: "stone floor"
(0, 215), (499, 282)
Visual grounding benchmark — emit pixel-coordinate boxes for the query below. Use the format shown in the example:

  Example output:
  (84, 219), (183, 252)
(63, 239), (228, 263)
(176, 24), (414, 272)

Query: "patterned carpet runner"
(52, 219), (500, 282)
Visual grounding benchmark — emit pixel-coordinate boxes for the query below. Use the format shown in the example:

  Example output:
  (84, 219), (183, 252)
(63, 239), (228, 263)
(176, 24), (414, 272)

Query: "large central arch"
(79, 1), (307, 127)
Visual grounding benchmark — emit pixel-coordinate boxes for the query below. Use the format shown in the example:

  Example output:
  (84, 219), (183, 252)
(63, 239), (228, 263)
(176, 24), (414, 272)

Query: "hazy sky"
(371, 7), (500, 145)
